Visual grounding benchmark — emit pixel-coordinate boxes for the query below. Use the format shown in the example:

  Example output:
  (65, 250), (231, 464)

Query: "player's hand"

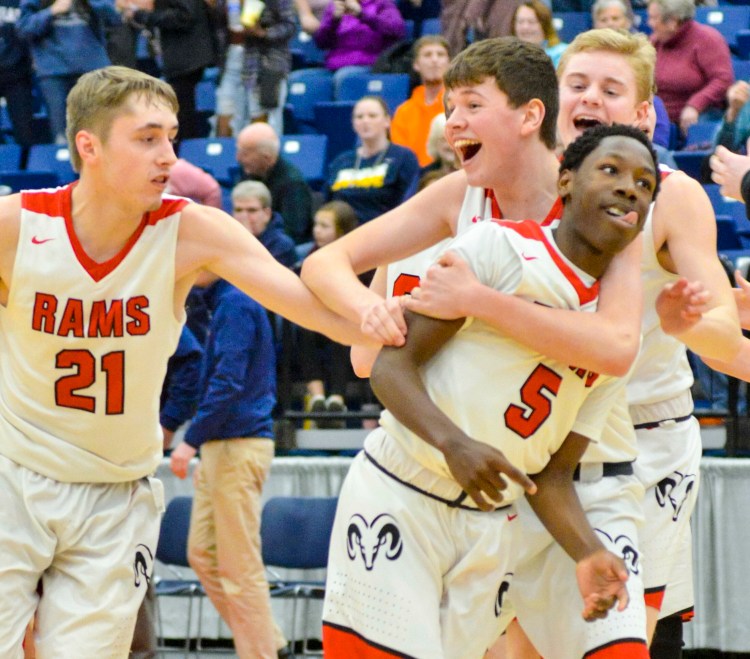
(443, 435), (536, 511)
(360, 297), (408, 346)
(575, 549), (629, 622)
(170, 441), (197, 480)
(679, 105), (699, 136)
(726, 81), (750, 122)
(710, 145), (750, 202)
(655, 277), (710, 336)
(733, 269), (750, 330)
(403, 250), (478, 320)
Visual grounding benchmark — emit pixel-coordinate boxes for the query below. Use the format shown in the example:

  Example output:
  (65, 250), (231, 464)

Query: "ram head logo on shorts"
(346, 513), (403, 571)
(133, 544), (154, 588)
(595, 529), (640, 575)
(655, 471), (696, 522)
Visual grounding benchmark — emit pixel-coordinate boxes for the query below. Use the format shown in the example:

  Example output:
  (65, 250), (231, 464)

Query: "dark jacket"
(160, 325), (204, 432)
(258, 212), (297, 268)
(0, 0), (33, 75)
(184, 279), (276, 449)
(133, 0), (217, 78)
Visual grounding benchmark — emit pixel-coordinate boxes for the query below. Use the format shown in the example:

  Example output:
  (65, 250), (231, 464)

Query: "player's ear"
(519, 98), (545, 138)
(558, 169), (573, 201)
(75, 130), (98, 166)
(634, 100), (650, 130)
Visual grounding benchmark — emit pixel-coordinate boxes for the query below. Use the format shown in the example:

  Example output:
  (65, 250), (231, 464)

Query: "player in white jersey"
(406, 30), (742, 658)
(322, 125), (659, 659)
(0, 66), (367, 658)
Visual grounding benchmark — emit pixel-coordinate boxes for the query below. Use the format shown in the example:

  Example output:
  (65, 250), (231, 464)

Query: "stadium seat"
(0, 143), (22, 171)
(0, 171), (59, 192)
(420, 17), (441, 35)
(194, 79), (217, 113)
(733, 58), (750, 84)
(672, 150), (710, 182)
(280, 134), (328, 189)
(26, 144), (77, 185)
(695, 6), (750, 51)
(290, 29), (326, 69)
(552, 11), (592, 43)
(336, 73), (411, 113)
(632, 9), (650, 35)
(704, 183), (748, 227)
(286, 68), (334, 131)
(313, 100), (357, 163)
(716, 214), (743, 251)
(178, 137), (237, 186)
(685, 121), (720, 149)
(736, 30), (750, 60)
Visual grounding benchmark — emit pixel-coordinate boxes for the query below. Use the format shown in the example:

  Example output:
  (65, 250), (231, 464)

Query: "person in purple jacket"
(313, 0), (405, 94)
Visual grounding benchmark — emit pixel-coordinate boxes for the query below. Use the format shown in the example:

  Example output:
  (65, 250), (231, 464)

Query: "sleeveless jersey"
(0, 186), (186, 483)
(626, 169), (693, 407)
(378, 221), (621, 505)
(385, 185), (563, 297)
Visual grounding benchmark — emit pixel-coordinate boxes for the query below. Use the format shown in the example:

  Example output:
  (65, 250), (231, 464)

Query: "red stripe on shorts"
(644, 586), (666, 611)
(323, 622), (417, 658)
(585, 639), (649, 658)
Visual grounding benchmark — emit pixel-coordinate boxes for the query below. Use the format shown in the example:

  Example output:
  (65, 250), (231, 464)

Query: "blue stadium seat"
(632, 9), (650, 35)
(336, 73), (411, 113)
(0, 170), (59, 192)
(26, 144), (77, 184)
(717, 214), (744, 250)
(552, 11), (592, 43)
(736, 30), (750, 60)
(280, 134), (328, 189)
(672, 150), (710, 181)
(420, 17), (441, 36)
(290, 30), (326, 69)
(178, 137), (236, 186)
(0, 143), (22, 171)
(286, 68), (334, 131)
(695, 5), (750, 50)
(733, 58), (750, 83)
(195, 80), (217, 113)
(313, 101), (356, 164)
(704, 183), (748, 226)
(685, 120), (720, 148)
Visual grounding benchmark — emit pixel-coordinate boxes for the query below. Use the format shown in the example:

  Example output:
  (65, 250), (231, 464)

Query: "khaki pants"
(188, 439), (286, 659)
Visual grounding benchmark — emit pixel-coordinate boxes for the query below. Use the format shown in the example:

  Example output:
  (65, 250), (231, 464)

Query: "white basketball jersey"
(626, 176), (693, 407)
(378, 220), (622, 505)
(385, 186), (563, 297)
(0, 186), (186, 483)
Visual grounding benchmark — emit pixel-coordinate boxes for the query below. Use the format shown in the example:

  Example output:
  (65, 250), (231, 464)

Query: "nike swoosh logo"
(31, 236), (54, 245)
(507, 513), (518, 521)
(521, 253), (537, 261)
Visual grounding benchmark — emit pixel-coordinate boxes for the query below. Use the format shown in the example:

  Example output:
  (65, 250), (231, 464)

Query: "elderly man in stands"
(234, 122), (314, 243)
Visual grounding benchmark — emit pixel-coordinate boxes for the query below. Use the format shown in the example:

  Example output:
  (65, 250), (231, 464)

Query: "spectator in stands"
(714, 80), (750, 155)
(390, 35), (450, 167)
(294, 0), (328, 33)
(325, 95), (419, 223)
(419, 113), (458, 179)
(126, 0), (219, 139)
(296, 200), (358, 428)
(17, 0), (119, 144)
(0, 0), (36, 147)
(234, 122), (313, 243)
(166, 158), (223, 208)
(511, 0), (568, 68)
(169, 244), (290, 659)
(313, 0), (405, 93)
(648, 0), (733, 137)
(441, 0), (520, 61)
(592, 0), (633, 30)
(231, 180), (298, 267)
(214, 0), (295, 137)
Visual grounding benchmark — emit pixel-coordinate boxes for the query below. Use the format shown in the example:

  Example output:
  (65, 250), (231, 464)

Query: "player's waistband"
(363, 449), (511, 512)
(633, 414), (693, 430)
(629, 390), (693, 427)
(573, 461), (634, 482)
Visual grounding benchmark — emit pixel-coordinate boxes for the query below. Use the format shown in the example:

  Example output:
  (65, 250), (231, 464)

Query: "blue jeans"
(36, 74), (82, 144)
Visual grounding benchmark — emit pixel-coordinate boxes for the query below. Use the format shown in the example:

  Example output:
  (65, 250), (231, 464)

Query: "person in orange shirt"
(390, 35), (451, 167)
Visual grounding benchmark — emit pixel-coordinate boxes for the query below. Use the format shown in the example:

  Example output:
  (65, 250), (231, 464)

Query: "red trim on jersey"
(484, 188), (563, 226)
(584, 640), (649, 658)
(680, 607), (695, 622)
(323, 623), (416, 658)
(644, 586), (666, 611)
(493, 219), (600, 306)
(23, 184), (187, 282)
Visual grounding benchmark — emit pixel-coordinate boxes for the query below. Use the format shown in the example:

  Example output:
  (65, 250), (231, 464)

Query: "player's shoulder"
(0, 193), (22, 233)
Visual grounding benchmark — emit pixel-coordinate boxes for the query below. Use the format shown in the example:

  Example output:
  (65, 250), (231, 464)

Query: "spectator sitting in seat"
(234, 122), (314, 243)
(592, 0), (634, 31)
(231, 180), (297, 268)
(714, 80), (750, 155)
(511, 0), (568, 68)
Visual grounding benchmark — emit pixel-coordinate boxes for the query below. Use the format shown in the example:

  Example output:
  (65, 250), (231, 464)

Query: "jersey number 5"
(55, 349), (125, 414)
(504, 364), (562, 439)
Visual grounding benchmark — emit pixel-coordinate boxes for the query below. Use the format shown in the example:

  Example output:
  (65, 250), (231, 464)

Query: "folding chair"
(313, 101), (356, 163)
(178, 137), (237, 186)
(286, 69), (334, 132)
(26, 144), (78, 185)
(672, 150), (710, 182)
(290, 30), (327, 69)
(0, 171), (59, 192)
(280, 134), (328, 189)
(154, 496), (208, 655)
(336, 73), (410, 113)
(261, 496), (339, 657)
(0, 143), (22, 171)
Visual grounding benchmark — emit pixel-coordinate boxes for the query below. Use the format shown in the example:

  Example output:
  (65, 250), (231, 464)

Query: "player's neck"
(553, 222), (609, 279)
(70, 179), (149, 263)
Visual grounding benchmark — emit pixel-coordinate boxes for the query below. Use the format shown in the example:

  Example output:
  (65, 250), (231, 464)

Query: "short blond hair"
(66, 66), (178, 172)
(557, 28), (655, 104)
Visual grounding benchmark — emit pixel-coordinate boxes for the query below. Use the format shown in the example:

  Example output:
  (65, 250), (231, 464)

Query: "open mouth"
(573, 116), (604, 131)
(453, 139), (482, 162)
(604, 203), (638, 225)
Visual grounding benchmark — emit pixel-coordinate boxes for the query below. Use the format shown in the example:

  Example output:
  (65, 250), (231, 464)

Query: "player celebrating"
(0, 66), (367, 657)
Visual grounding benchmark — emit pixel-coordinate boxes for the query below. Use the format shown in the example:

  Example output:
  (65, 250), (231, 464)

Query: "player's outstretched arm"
(404, 237), (644, 377)
(732, 269), (750, 330)
(656, 277), (711, 336)
(301, 171), (466, 345)
(178, 205), (367, 346)
(350, 265), (390, 377)
(655, 172), (742, 363)
(525, 431), (628, 621)
(371, 310), (536, 510)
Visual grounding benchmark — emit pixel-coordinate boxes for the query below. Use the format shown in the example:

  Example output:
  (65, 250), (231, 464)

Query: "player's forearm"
(701, 336), (750, 382)
(351, 343), (380, 378)
(675, 306), (742, 363)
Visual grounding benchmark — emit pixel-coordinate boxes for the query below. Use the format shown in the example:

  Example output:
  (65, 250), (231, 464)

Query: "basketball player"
(322, 124), (659, 659)
(0, 66), (369, 658)
(407, 29), (742, 658)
